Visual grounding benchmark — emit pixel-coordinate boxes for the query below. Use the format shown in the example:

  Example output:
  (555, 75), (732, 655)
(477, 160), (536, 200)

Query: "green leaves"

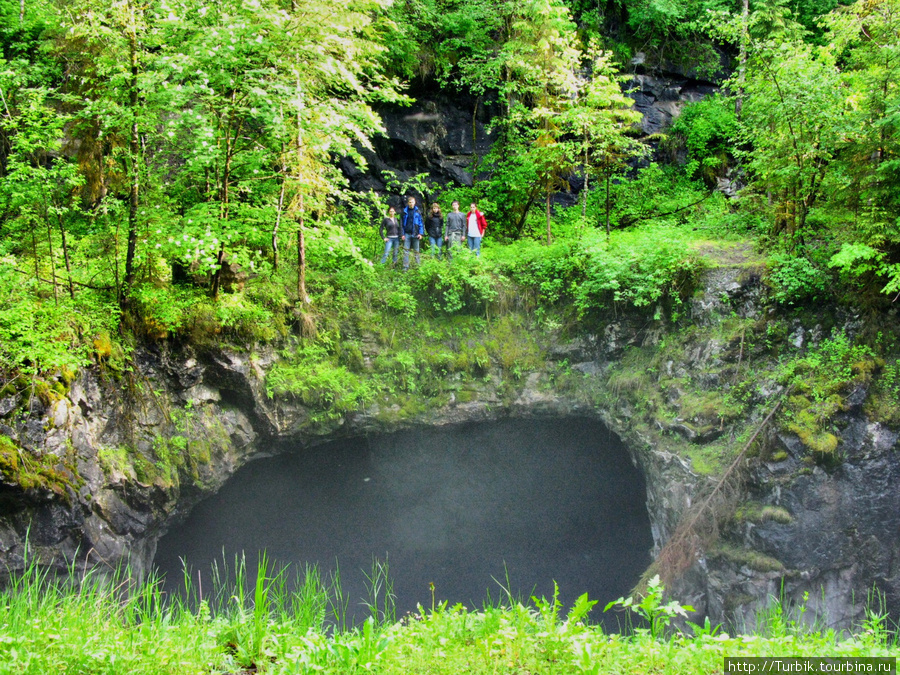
(604, 574), (695, 640)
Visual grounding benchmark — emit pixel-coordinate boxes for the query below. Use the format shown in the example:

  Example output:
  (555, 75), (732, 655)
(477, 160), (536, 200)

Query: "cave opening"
(153, 417), (653, 624)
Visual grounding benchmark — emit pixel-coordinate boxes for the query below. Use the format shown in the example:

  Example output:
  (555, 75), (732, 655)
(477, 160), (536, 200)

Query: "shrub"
(766, 252), (830, 306)
(665, 95), (738, 184)
(575, 226), (703, 316)
(409, 256), (500, 315)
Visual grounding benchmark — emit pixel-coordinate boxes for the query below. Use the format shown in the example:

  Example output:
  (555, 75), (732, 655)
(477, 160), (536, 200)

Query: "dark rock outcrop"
(0, 264), (897, 634)
(344, 95), (496, 196)
(342, 71), (720, 200)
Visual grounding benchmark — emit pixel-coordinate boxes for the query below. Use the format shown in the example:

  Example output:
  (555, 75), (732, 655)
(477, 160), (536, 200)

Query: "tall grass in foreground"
(0, 555), (897, 674)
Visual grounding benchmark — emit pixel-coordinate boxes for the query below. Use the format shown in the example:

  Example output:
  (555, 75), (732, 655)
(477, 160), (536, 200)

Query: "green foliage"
(409, 256), (500, 315)
(766, 252), (831, 306)
(0, 434), (75, 498)
(0, 549), (897, 673)
(666, 95), (738, 184)
(604, 575), (695, 640)
(574, 226), (703, 316)
(0, 263), (119, 377)
(778, 333), (878, 459)
(491, 238), (586, 306)
(266, 341), (374, 423)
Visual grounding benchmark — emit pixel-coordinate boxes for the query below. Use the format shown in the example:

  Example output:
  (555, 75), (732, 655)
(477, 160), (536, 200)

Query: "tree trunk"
(605, 170), (611, 238)
(210, 243), (226, 299)
(471, 96), (481, 174)
(31, 227), (39, 285)
(735, 0), (749, 118)
(295, 74), (308, 305)
(545, 190), (552, 245)
(46, 220), (58, 304)
(582, 141), (589, 221)
(123, 22), (139, 305)
(297, 198), (307, 304)
(273, 174), (285, 272)
(58, 215), (75, 299)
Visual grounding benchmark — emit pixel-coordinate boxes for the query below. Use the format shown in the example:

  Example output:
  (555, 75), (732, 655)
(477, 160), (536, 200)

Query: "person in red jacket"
(466, 202), (487, 257)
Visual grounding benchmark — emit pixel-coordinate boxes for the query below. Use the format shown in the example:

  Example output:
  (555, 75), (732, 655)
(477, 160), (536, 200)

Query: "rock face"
(624, 72), (719, 137)
(0, 264), (898, 633)
(342, 70), (719, 200)
(343, 93), (496, 197)
(719, 417), (900, 630)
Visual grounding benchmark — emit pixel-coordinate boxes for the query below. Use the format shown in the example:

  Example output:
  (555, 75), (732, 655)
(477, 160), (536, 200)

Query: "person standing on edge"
(401, 196), (423, 270)
(425, 202), (444, 259)
(466, 201), (487, 256)
(379, 205), (402, 265)
(445, 200), (465, 260)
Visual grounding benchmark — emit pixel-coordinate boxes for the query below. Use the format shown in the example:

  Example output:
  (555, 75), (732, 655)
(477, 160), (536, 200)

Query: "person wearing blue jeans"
(466, 202), (487, 256)
(401, 196), (424, 270)
(425, 202), (444, 259)
(379, 206), (401, 264)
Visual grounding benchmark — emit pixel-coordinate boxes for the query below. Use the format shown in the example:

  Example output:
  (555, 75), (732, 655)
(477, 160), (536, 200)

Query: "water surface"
(154, 418), (652, 622)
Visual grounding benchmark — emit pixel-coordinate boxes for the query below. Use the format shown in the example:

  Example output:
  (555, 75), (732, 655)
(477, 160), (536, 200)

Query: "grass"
(0, 555), (896, 674)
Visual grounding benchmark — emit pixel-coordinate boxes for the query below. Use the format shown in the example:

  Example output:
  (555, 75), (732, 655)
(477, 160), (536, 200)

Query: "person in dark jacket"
(425, 202), (444, 259)
(445, 200), (465, 260)
(401, 196), (423, 270)
(466, 202), (487, 257)
(379, 206), (402, 264)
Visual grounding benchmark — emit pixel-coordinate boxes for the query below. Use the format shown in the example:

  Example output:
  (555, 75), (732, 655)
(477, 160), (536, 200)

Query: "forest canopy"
(0, 0), (898, 379)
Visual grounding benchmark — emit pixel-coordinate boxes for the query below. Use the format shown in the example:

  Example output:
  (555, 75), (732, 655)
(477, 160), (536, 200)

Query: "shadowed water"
(154, 417), (653, 623)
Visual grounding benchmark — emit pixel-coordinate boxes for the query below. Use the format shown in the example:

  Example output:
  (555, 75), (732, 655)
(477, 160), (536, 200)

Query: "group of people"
(379, 197), (488, 269)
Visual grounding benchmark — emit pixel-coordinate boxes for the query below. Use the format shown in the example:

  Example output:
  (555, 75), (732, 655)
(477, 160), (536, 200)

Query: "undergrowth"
(0, 556), (895, 675)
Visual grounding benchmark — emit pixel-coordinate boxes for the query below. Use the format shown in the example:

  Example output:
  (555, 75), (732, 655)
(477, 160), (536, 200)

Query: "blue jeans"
(380, 237), (400, 264)
(403, 236), (421, 269)
(467, 235), (482, 256)
(428, 235), (443, 259)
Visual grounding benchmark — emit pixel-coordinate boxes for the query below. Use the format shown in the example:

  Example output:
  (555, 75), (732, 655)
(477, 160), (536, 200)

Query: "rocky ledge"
(0, 263), (898, 632)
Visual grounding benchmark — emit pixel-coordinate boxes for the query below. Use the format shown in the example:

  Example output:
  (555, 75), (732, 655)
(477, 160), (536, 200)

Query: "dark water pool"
(153, 417), (652, 623)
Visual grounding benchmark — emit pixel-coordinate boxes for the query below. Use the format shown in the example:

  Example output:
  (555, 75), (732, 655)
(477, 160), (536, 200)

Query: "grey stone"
(0, 396), (16, 417)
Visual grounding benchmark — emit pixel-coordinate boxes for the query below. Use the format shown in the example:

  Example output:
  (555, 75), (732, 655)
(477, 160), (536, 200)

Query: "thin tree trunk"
(273, 174), (285, 273)
(210, 243), (225, 299)
(546, 191), (552, 245)
(735, 0), (748, 118)
(582, 141), (589, 220)
(46, 220), (58, 304)
(113, 214), (121, 305)
(123, 20), (139, 304)
(58, 215), (75, 299)
(296, 74), (308, 305)
(605, 170), (611, 238)
(471, 96), (481, 174)
(297, 201), (307, 304)
(31, 227), (39, 284)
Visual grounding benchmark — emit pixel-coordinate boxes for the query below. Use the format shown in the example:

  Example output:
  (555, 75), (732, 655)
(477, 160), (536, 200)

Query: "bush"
(409, 255), (500, 315)
(575, 226), (703, 316)
(767, 252), (831, 306)
(666, 95), (738, 184)
(266, 342), (373, 420)
(0, 264), (119, 376)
